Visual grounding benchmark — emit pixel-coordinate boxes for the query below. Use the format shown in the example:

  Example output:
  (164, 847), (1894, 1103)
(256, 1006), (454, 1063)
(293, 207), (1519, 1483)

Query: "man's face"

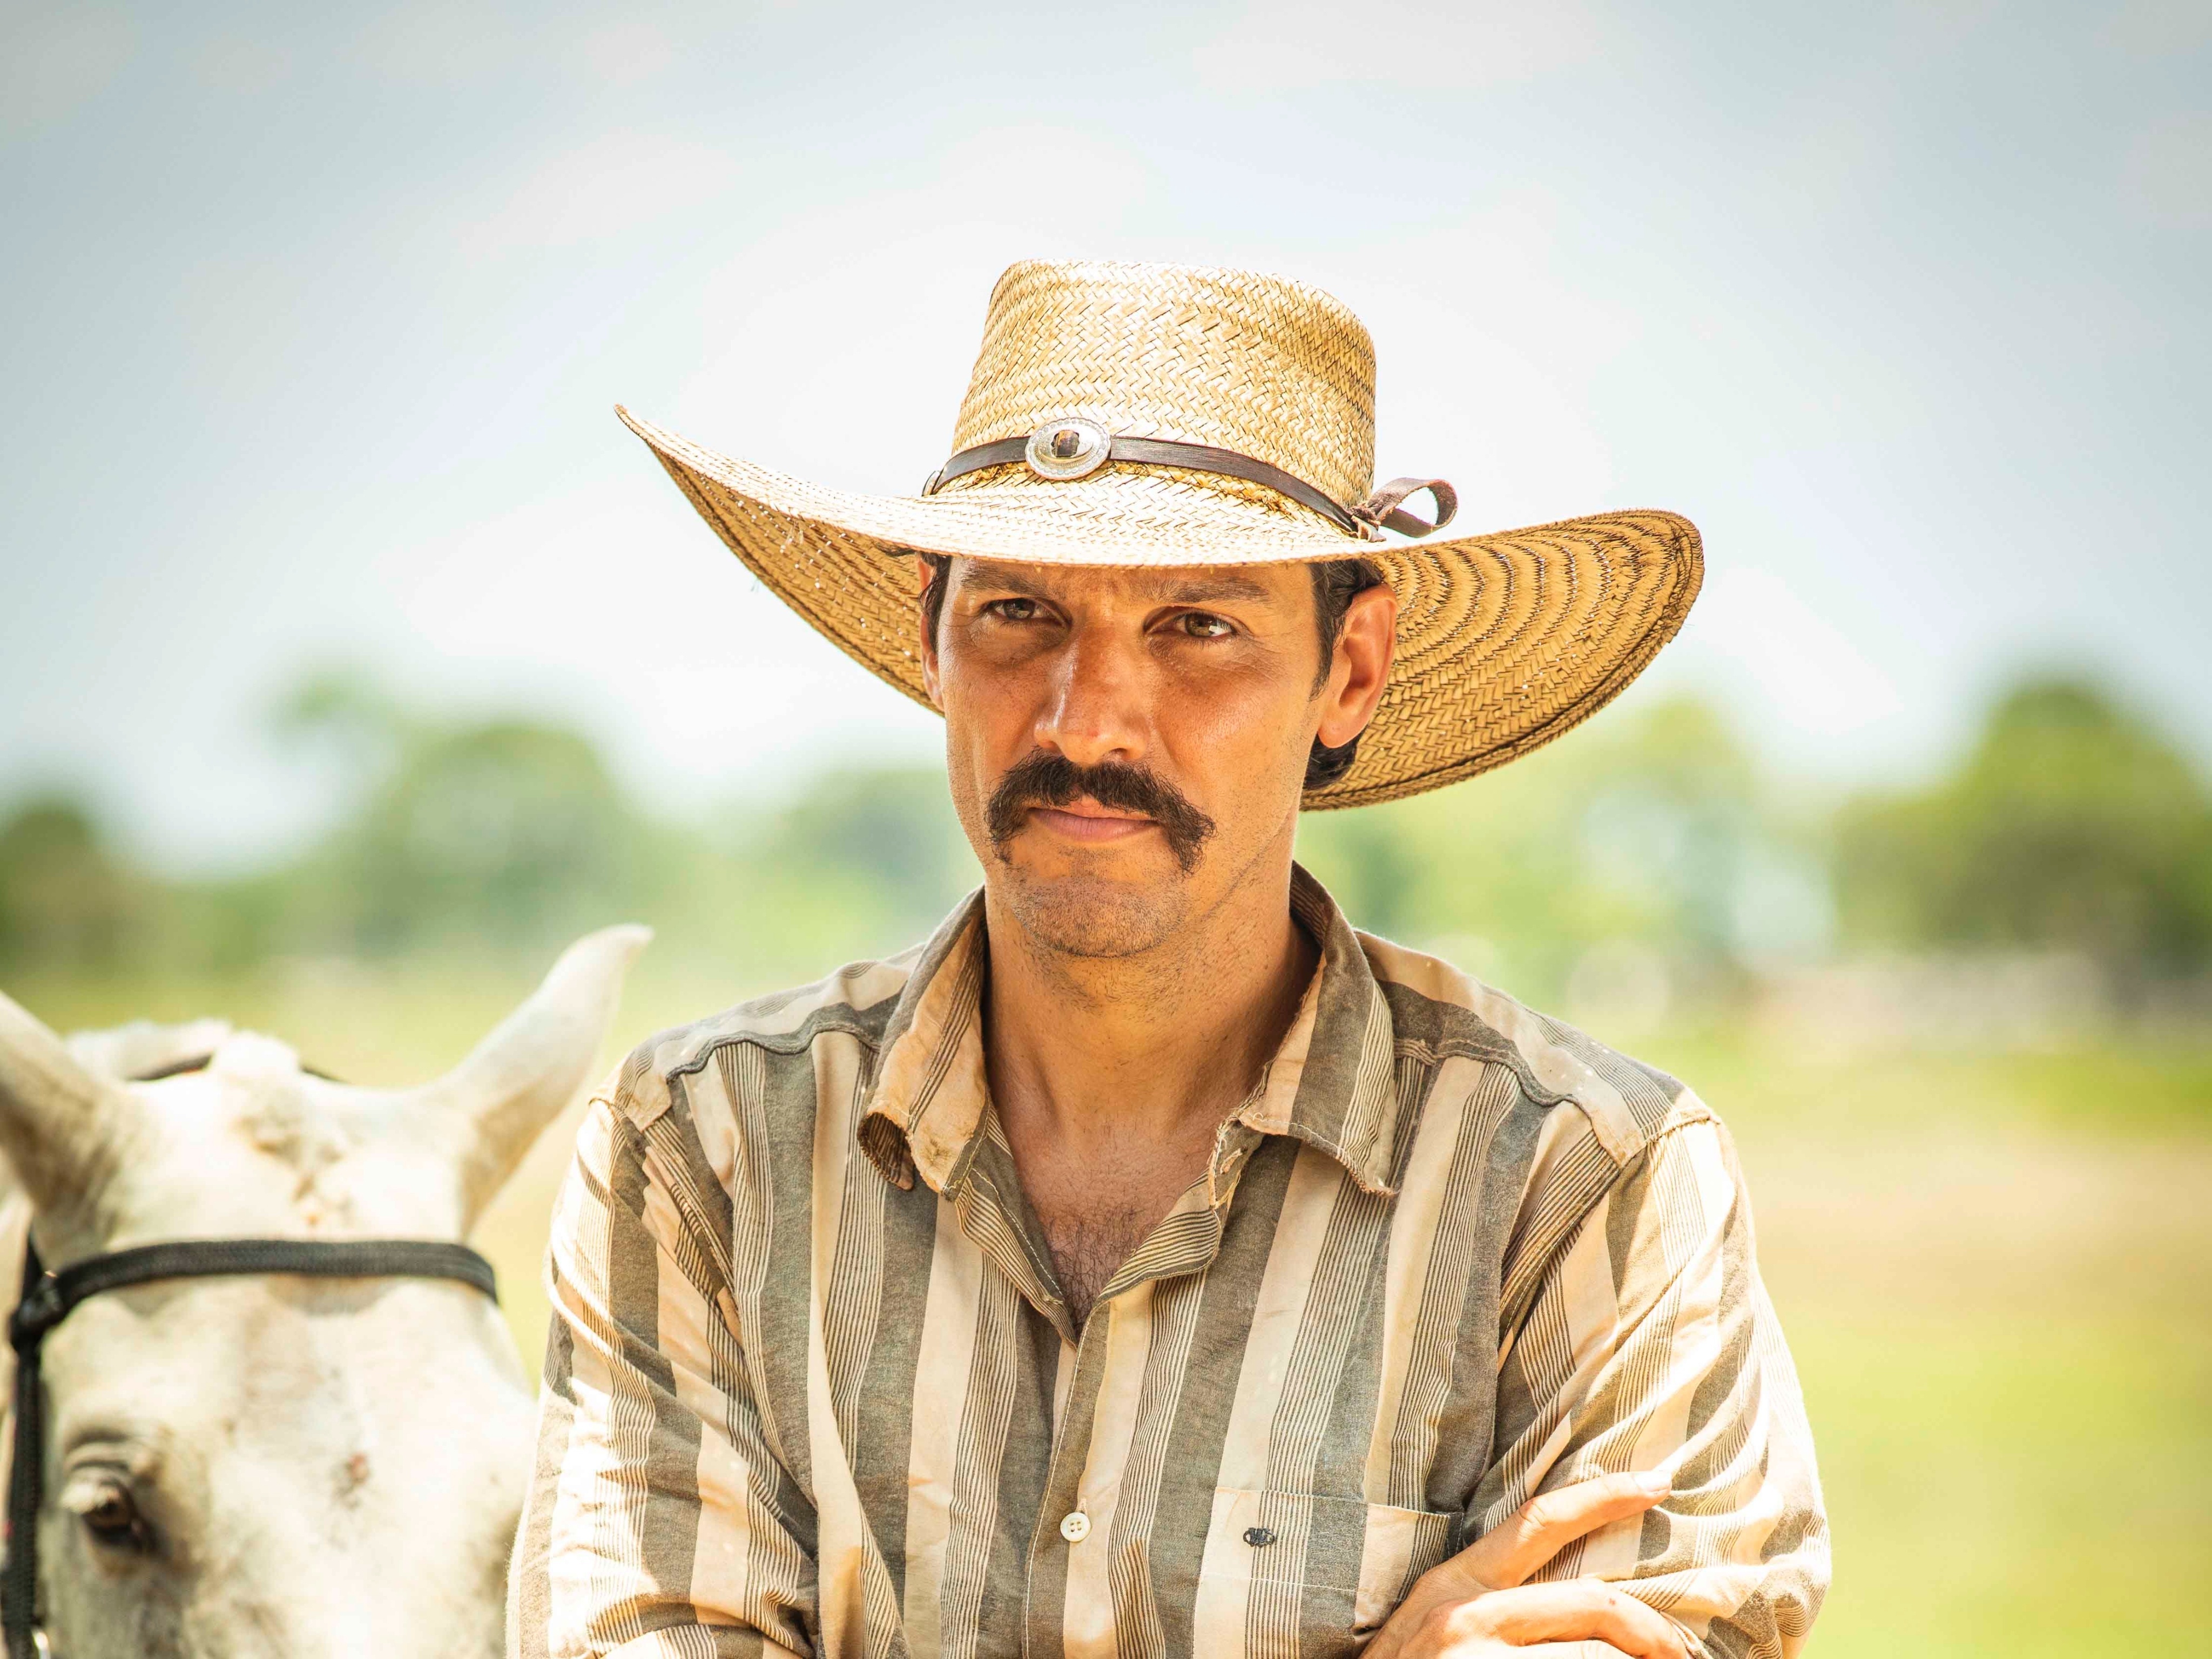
(920, 557), (1395, 959)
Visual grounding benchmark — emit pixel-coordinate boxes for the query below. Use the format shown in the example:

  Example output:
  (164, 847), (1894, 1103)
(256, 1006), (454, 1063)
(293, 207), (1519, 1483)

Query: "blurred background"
(3, 2), (2207, 1653)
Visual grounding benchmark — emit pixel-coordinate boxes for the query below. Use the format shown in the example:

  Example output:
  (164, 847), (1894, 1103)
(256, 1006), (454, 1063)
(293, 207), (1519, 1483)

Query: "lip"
(1027, 803), (1158, 844)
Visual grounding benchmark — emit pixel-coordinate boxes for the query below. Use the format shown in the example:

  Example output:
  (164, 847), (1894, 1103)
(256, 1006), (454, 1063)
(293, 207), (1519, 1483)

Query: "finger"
(1465, 1581), (1688, 1659)
(1452, 1469), (1671, 1591)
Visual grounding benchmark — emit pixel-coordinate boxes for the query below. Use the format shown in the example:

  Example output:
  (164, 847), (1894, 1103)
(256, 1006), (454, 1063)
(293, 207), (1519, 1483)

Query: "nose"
(1032, 621), (1150, 771)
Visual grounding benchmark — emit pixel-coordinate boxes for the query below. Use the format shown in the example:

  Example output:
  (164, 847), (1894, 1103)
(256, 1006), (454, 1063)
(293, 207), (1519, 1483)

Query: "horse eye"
(79, 1485), (154, 1553)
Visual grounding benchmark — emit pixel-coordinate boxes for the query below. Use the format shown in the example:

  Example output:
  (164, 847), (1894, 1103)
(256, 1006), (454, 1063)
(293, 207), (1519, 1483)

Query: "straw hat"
(619, 259), (1701, 808)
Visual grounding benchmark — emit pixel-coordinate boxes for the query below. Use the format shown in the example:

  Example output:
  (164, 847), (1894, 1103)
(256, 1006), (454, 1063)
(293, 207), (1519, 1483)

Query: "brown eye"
(983, 597), (1041, 622)
(1179, 612), (1234, 639)
(79, 1485), (154, 1553)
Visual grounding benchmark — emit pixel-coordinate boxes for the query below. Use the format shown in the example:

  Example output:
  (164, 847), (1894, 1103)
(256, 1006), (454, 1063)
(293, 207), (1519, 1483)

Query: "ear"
(397, 925), (650, 1230)
(1315, 581), (1398, 749)
(0, 989), (143, 1244)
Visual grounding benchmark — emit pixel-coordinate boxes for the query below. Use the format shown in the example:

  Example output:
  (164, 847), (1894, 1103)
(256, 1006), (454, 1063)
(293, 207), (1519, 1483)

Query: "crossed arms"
(509, 1102), (1827, 1657)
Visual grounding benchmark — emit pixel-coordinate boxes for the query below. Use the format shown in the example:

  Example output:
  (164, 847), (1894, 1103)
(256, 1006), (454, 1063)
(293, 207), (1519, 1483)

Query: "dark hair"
(1300, 556), (1386, 790)
(915, 553), (1385, 793)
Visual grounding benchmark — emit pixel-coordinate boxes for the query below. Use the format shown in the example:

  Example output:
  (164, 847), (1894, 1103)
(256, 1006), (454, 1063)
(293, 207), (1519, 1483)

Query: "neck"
(979, 849), (1318, 1153)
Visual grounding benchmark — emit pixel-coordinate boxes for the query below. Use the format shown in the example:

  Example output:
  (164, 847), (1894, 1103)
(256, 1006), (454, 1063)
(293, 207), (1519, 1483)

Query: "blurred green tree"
(0, 796), (140, 971)
(334, 720), (645, 954)
(1297, 696), (1830, 1004)
(266, 676), (655, 957)
(1836, 677), (2212, 978)
(248, 676), (983, 974)
(741, 766), (979, 955)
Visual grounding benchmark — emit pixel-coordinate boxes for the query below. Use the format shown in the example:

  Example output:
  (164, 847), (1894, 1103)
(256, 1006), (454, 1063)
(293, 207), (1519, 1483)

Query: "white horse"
(0, 926), (646, 1656)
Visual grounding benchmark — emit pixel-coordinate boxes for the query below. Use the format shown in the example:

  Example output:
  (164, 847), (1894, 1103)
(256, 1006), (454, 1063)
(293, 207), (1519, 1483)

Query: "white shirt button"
(1058, 1510), (1091, 1543)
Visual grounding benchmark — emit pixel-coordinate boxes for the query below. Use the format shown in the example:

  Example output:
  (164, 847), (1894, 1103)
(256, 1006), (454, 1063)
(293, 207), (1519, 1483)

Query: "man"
(511, 261), (1827, 1659)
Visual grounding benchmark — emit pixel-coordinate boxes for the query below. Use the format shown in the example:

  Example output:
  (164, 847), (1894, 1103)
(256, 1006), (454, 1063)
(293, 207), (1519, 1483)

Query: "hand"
(1364, 1471), (1688, 1659)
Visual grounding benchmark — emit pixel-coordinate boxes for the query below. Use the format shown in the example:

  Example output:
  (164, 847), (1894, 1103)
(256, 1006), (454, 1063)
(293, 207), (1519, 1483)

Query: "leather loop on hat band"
(1356, 477), (1458, 538)
(921, 431), (1456, 541)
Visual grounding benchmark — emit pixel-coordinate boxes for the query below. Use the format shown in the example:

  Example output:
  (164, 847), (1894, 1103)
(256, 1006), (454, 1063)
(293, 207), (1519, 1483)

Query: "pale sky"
(4, 0), (2207, 870)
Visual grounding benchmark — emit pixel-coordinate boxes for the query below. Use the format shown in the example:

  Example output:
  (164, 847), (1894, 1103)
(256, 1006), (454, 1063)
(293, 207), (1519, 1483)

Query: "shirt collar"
(857, 865), (1404, 1200)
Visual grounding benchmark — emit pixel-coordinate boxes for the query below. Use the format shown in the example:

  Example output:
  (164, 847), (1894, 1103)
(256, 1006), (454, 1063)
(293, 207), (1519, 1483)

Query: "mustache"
(983, 751), (1218, 873)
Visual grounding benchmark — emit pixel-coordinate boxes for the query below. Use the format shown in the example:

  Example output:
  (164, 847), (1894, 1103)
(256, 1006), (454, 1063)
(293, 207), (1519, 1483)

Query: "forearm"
(1484, 1115), (1830, 1658)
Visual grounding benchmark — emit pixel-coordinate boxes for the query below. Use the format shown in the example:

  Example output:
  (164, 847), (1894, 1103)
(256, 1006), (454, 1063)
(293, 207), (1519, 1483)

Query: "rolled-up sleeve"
(508, 1082), (818, 1659)
(1484, 1109), (1829, 1659)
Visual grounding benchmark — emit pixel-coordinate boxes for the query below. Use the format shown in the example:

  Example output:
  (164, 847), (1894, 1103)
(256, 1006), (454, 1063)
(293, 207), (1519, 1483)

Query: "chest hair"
(1040, 1198), (1160, 1328)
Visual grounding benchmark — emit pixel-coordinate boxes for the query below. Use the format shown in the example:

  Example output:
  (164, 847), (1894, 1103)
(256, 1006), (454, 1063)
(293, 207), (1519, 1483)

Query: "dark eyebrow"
(1157, 574), (1274, 605)
(963, 565), (1059, 601)
(961, 563), (1280, 607)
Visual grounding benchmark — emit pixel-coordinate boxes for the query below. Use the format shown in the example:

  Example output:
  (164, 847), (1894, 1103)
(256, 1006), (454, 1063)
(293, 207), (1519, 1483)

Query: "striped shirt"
(510, 869), (1827, 1659)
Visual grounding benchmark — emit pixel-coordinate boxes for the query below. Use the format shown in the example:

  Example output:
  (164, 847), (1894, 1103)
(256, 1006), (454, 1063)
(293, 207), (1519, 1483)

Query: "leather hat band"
(921, 428), (1456, 542)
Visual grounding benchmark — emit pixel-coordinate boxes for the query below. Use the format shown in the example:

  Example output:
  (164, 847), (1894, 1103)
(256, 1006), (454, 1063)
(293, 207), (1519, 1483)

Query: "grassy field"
(15, 956), (2211, 1658)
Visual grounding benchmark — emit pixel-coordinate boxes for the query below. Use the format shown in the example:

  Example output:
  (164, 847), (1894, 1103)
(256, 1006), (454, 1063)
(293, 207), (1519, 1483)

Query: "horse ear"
(0, 990), (144, 1248)
(401, 925), (650, 1230)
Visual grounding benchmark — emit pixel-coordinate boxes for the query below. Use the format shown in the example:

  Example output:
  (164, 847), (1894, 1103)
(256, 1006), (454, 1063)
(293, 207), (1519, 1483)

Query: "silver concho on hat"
(1024, 419), (1110, 481)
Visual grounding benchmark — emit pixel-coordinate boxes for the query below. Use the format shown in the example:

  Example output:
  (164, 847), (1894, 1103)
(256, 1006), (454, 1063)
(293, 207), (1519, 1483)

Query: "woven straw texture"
(949, 260), (1377, 509)
(621, 259), (1702, 809)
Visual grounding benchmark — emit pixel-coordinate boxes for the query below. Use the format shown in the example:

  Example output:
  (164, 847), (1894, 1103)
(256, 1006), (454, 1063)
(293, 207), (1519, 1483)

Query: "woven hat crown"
(948, 260), (1379, 512)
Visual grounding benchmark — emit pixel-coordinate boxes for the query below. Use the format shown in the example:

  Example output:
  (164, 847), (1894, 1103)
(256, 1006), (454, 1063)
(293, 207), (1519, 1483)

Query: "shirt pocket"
(1350, 1500), (1458, 1631)
(1196, 1488), (1460, 1640)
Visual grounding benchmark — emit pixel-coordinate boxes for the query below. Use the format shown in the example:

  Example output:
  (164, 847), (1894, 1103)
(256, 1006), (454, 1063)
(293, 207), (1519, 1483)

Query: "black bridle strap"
(4, 1235), (497, 1659)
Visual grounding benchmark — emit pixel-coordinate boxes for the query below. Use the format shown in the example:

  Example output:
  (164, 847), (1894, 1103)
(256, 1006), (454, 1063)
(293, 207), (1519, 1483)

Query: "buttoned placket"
(985, 1111), (1267, 1658)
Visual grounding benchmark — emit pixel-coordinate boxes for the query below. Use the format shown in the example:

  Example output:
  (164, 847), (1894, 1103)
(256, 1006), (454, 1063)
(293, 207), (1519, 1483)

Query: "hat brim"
(619, 406), (1702, 810)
